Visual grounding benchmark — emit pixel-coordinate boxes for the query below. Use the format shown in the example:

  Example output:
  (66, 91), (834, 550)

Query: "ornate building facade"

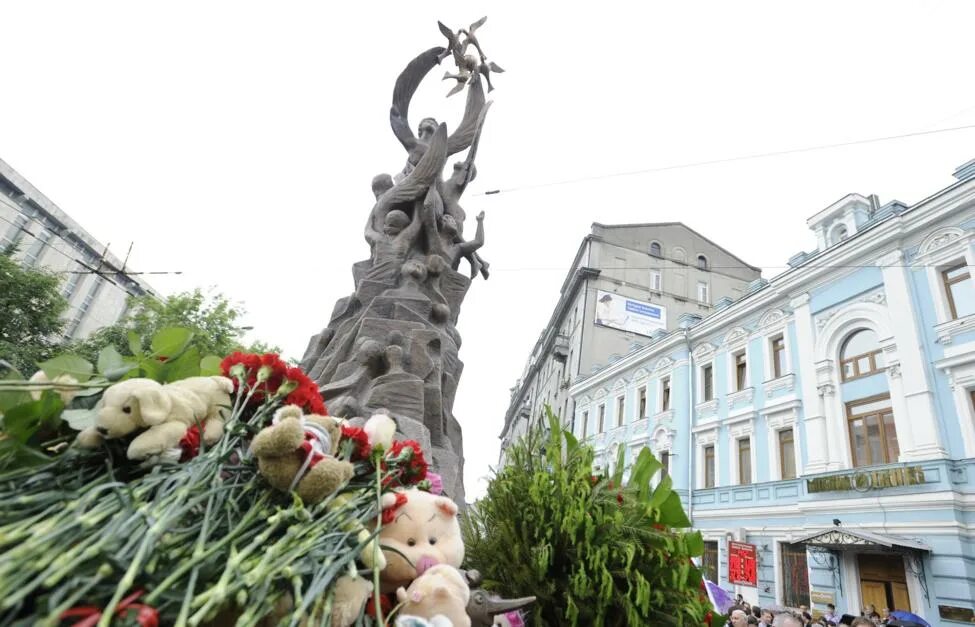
(568, 157), (975, 623)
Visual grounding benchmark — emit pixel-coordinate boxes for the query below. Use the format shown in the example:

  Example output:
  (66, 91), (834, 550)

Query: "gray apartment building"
(499, 222), (762, 461)
(0, 158), (155, 339)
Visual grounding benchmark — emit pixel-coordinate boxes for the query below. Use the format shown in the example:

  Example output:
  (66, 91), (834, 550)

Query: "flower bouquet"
(0, 327), (437, 626)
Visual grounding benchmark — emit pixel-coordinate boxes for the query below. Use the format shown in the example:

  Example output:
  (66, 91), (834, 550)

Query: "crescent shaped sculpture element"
(390, 47), (487, 164)
(390, 46), (445, 153)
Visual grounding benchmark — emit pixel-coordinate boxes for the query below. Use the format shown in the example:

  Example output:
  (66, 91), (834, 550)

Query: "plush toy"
(378, 487), (465, 592)
(249, 405), (354, 504)
(331, 487), (465, 627)
(395, 564), (471, 627)
(76, 376), (233, 460)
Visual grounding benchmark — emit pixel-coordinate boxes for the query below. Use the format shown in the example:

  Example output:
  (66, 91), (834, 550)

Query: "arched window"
(839, 329), (885, 381)
(649, 241), (662, 257)
(672, 247), (686, 263)
(831, 224), (849, 245)
(697, 255), (708, 270)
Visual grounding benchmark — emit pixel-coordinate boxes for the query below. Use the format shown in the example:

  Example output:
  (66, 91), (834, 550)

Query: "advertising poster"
(594, 290), (667, 337)
(728, 541), (758, 587)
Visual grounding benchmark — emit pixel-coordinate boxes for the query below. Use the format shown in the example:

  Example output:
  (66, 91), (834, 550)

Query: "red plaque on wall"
(728, 541), (758, 587)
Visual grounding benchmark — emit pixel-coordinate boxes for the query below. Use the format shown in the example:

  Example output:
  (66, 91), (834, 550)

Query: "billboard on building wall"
(728, 541), (758, 587)
(593, 290), (667, 337)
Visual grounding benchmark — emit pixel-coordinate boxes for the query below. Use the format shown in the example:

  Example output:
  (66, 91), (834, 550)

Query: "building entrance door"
(858, 554), (911, 612)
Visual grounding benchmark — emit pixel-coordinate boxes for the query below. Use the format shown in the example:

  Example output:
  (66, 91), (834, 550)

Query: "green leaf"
(39, 354), (94, 383)
(104, 363), (138, 382)
(150, 327), (194, 358)
(140, 358), (165, 383)
(97, 346), (125, 375)
(127, 330), (144, 357)
(657, 491), (691, 528)
(163, 347), (201, 382)
(685, 531), (705, 557)
(62, 408), (98, 431)
(1, 393), (64, 443)
(0, 369), (31, 414)
(199, 355), (223, 377)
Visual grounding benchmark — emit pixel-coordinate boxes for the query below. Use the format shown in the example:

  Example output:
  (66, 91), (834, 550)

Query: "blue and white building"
(567, 157), (975, 623)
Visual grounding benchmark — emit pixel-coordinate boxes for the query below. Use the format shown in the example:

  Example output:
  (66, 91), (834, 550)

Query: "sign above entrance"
(594, 290), (667, 337)
(809, 590), (834, 605)
(806, 466), (925, 494)
(728, 541), (757, 587)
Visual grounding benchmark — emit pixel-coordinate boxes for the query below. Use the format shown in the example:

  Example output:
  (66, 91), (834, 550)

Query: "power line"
(478, 122), (975, 196)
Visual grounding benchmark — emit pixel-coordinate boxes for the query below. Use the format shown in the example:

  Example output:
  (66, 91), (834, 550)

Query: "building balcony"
(762, 373), (796, 399)
(695, 399), (719, 419)
(935, 313), (975, 345)
(552, 333), (570, 362)
(726, 386), (754, 409)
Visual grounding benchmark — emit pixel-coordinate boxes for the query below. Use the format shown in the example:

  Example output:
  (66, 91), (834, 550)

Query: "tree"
(68, 288), (279, 363)
(462, 408), (720, 627)
(0, 250), (68, 373)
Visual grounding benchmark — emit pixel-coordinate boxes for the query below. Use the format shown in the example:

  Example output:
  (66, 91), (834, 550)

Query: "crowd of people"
(727, 600), (924, 627)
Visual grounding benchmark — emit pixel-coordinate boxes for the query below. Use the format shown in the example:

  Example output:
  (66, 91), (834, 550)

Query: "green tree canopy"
(0, 250), (68, 373)
(68, 288), (278, 363)
(463, 409), (719, 627)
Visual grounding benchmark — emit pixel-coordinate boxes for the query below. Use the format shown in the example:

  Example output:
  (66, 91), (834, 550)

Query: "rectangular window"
(660, 450), (670, 476)
(704, 445), (715, 488)
(661, 377), (671, 410)
(597, 405), (605, 433)
(943, 263), (975, 320)
(779, 428), (796, 479)
(847, 395), (898, 467)
(581, 411), (589, 436)
(738, 438), (751, 484)
(638, 386), (647, 418)
(782, 543), (810, 607)
(734, 351), (747, 391)
(771, 335), (786, 379)
(650, 270), (662, 292)
(697, 281), (709, 304)
(702, 364), (714, 401)
(702, 541), (719, 583)
(616, 396), (625, 428)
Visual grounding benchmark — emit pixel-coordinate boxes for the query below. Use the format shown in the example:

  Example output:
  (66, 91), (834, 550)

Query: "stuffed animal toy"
(249, 405), (354, 504)
(395, 564), (471, 627)
(331, 487), (465, 627)
(76, 376), (233, 460)
(378, 487), (465, 592)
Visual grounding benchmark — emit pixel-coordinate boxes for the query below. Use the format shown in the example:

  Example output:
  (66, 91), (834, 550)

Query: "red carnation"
(220, 352), (326, 415)
(383, 439), (428, 488)
(381, 491), (409, 525)
(179, 425), (203, 462)
(341, 425), (372, 461)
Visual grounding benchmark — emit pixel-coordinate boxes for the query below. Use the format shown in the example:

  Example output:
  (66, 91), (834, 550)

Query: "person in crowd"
(730, 608), (750, 627)
(823, 604), (838, 625)
(748, 616), (759, 626)
(759, 608), (774, 627)
(775, 613), (804, 627)
(850, 618), (875, 627)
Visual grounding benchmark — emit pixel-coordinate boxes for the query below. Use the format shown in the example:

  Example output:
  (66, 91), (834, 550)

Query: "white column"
(791, 293), (830, 474)
(877, 250), (947, 460)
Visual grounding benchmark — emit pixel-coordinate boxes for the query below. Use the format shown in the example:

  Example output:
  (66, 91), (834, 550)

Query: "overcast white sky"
(2, 1), (974, 499)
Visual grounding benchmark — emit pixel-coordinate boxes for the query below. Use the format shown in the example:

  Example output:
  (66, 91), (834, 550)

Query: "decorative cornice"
(693, 342), (717, 360)
(917, 227), (966, 258)
(763, 373), (796, 398)
(723, 326), (751, 348)
(695, 399), (719, 416)
(758, 308), (789, 330)
(653, 357), (675, 373)
(789, 293), (811, 309)
(727, 387), (755, 407)
(874, 249), (904, 267)
(935, 314), (975, 345)
(814, 289), (887, 330)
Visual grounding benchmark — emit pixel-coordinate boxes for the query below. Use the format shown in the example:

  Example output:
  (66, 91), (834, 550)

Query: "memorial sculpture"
(300, 19), (502, 503)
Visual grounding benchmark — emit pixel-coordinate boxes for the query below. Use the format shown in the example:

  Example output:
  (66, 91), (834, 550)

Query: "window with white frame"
(615, 395), (625, 428)
(597, 404), (606, 433)
(697, 281), (709, 304)
(581, 410), (589, 437)
(697, 255), (708, 270)
(770, 334), (787, 379)
(701, 363), (714, 401)
(778, 428), (796, 479)
(649, 241), (662, 257)
(942, 262), (975, 320)
(737, 437), (752, 485)
(703, 444), (716, 488)
(637, 386), (647, 418)
(660, 376), (671, 411)
(733, 350), (748, 391)
(650, 270), (662, 292)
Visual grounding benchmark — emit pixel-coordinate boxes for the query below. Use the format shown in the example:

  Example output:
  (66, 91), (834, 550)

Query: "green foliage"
(0, 327), (226, 466)
(463, 407), (722, 627)
(0, 250), (69, 373)
(66, 288), (279, 364)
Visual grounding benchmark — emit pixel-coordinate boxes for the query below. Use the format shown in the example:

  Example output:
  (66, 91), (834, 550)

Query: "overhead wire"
(477, 122), (975, 196)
